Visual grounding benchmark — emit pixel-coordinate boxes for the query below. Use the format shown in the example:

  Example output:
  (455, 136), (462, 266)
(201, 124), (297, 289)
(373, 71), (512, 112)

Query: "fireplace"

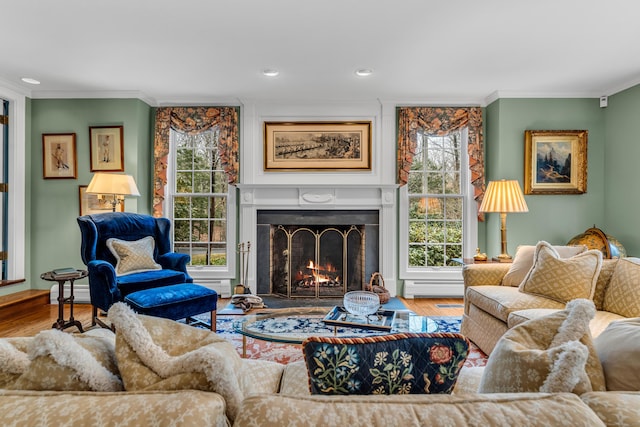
(256, 210), (379, 298)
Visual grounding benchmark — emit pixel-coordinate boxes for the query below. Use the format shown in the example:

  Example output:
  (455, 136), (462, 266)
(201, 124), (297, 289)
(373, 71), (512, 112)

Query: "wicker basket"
(365, 272), (390, 304)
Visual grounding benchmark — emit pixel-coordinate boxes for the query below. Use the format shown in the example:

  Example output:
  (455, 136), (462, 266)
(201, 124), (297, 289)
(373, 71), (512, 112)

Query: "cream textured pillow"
(6, 329), (121, 392)
(108, 302), (245, 422)
(602, 257), (640, 317)
(519, 241), (602, 303)
(478, 299), (606, 394)
(106, 236), (161, 276)
(594, 318), (640, 390)
(502, 243), (587, 287)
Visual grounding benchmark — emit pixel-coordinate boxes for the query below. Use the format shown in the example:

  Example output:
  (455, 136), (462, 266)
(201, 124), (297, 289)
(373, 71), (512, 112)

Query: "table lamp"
(479, 179), (529, 262)
(86, 172), (140, 212)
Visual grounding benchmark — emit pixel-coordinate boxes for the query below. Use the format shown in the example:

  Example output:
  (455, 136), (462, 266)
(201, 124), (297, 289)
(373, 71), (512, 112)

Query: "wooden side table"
(40, 269), (88, 332)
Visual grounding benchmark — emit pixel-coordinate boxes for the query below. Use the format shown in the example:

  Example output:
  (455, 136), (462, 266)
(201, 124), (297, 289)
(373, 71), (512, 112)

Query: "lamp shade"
(479, 179), (528, 213)
(86, 173), (140, 197)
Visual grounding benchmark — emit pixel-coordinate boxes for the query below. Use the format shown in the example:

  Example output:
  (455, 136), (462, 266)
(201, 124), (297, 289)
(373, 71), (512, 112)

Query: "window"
(400, 129), (477, 274)
(169, 128), (235, 271)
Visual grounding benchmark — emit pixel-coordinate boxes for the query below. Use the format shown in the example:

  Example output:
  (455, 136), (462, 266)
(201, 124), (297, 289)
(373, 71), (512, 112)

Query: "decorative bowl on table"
(343, 291), (381, 316)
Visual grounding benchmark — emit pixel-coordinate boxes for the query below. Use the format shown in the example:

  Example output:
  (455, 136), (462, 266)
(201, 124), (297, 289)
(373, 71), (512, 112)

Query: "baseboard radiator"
(50, 280), (232, 304)
(403, 279), (464, 299)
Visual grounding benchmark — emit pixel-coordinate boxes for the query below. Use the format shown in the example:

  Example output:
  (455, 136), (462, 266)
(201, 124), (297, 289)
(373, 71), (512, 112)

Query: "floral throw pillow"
(302, 333), (469, 395)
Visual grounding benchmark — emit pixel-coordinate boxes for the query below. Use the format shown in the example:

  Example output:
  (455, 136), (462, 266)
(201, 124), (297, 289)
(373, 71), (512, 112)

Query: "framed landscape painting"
(42, 133), (77, 179)
(524, 130), (588, 195)
(264, 121), (371, 171)
(78, 185), (123, 216)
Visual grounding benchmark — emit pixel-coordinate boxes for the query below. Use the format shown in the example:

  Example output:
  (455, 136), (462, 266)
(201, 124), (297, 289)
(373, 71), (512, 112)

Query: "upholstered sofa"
(460, 243), (640, 356)
(1, 301), (639, 427)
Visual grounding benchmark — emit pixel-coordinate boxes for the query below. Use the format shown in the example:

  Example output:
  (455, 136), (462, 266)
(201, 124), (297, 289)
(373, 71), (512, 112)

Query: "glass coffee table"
(232, 307), (438, 357)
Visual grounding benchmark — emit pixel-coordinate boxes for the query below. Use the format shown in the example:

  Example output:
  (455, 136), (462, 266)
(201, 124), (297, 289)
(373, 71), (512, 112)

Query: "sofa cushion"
(479, 299), (606, 394)
(519, 241), (602, 304)
(502, 244), (587, 287)
(302, 333), (469, 395)
(581, 391), (640, 427)
(108, 302), (244, 422)
(602, 257), (640, 318)
(465, 285), (565, 323)
(234, 393), (605, 427)
(594, 318), (640, 391)
(107, 236), (162, 276)
(4, 329), (122, 392)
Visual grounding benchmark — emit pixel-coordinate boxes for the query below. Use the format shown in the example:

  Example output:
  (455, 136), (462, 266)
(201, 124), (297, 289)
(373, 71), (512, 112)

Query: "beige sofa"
(460, 255), (639, 356)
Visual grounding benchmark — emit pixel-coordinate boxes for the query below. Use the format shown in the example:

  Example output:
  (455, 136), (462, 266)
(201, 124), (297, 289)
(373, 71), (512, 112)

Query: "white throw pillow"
(106, 236), (162, 276)
(502, 243), (587, 287)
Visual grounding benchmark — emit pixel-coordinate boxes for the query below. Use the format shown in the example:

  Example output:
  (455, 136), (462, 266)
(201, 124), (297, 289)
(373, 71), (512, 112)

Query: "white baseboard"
(50, 284), (91, 304)
(403, 279), (464, 299)
(50, 280), (232, 305)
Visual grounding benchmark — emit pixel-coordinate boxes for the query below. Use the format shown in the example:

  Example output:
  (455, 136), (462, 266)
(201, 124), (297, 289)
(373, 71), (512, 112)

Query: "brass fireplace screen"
(269, 224), (365, 298)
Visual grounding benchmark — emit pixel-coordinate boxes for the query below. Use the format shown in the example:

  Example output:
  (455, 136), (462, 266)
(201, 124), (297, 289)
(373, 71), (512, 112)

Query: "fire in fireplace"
(256, 210), (379, 298)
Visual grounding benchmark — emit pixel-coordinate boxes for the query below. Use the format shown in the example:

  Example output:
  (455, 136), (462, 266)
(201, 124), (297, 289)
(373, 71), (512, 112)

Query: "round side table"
(40, 269), (88, 332)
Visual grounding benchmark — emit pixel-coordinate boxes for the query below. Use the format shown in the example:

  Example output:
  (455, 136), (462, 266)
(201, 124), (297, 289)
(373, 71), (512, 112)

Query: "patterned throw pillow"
(502, 244), (587, 287)
(519, 241), (602, 303)
(106, 236), (162, 276)
(302, 333), (469, 395)
(479, 299), (606, 394)
(602, 257), (640, 317)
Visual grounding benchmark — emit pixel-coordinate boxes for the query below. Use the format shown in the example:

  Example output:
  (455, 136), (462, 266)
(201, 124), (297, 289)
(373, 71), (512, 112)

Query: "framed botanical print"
(89, 125), (124, 172)
(42, 133), (77, 179)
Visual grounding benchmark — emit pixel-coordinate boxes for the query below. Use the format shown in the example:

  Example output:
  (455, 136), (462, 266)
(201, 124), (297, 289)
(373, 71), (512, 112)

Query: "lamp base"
(492, 254), (513, 263)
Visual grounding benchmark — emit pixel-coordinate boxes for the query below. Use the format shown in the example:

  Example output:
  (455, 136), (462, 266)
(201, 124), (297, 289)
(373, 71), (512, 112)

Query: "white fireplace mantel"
(237, 184), (399, 296)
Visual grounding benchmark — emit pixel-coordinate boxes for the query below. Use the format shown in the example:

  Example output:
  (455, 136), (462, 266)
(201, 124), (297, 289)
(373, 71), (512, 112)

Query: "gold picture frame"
(78, 185), (123, 216)
(89, 125), (124, 172)
(42, 133), (77, 179)
(524, 130), (588, 195)
(264, 121), (372, 171)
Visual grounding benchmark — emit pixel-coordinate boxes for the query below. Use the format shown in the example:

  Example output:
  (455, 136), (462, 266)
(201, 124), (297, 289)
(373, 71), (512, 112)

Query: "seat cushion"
(117, 269), (188, 296)
(466, 285), (565, 323)
(124, 283), (217, 320)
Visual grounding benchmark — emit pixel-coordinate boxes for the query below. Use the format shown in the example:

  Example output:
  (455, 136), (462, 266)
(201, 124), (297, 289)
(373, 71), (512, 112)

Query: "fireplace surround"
(238, 185), (398, 298)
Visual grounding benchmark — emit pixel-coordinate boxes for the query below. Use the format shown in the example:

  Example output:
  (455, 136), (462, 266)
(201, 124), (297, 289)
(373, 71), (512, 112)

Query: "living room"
(1, 2), (640, 424)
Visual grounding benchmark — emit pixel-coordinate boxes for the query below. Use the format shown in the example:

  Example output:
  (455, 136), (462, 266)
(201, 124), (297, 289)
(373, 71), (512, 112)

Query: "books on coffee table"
(323, 306), (396, 331)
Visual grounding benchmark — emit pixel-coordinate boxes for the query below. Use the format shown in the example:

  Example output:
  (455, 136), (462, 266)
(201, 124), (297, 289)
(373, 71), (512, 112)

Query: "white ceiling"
(3, 0), (640, 106)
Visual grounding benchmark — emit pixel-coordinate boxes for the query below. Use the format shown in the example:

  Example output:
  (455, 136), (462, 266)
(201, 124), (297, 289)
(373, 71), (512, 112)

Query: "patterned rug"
(212, 314), (488, 368)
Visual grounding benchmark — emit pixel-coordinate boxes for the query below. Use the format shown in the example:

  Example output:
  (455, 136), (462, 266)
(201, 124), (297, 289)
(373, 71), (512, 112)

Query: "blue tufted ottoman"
(124, 283), (218, 331)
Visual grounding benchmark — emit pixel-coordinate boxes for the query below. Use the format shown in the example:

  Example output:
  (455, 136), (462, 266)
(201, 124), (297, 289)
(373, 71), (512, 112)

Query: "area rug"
(218, 295), (407, 315)
(212, 314), (487, 368)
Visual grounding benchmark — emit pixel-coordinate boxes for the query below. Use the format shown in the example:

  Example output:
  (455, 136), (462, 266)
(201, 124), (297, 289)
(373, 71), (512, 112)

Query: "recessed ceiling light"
(262, 69), (279, 77)
(21, 77), (41, 85)
(355, 69), (373, 77)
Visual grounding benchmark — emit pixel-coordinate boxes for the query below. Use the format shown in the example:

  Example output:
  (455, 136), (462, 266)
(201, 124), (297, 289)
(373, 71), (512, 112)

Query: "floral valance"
(397, 106), (485, 220)
(153, 106), (239, 217)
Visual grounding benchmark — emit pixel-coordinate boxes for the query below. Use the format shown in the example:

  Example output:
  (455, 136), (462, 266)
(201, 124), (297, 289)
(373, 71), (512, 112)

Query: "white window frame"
(166, 129), (237, 282)
(399, 127), (477, 281)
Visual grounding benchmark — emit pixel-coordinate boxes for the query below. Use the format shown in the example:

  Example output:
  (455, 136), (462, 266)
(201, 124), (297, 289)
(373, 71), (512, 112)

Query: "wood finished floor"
(0, 296), (464, 338)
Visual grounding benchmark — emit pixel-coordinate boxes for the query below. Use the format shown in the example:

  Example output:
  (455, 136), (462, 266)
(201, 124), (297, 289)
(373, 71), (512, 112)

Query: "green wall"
(28, 98), (152, 291)
(482, 98), (607, 257)
(603, 85), (640, 255)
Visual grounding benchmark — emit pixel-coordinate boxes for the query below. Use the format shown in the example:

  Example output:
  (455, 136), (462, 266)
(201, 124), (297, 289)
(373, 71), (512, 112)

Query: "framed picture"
(264, 121), (372, 171)
(42, 133), (77, 179)
(524, 130), (588, 195)
(89, 125), (124, 172)
(78, 185), (123, 216)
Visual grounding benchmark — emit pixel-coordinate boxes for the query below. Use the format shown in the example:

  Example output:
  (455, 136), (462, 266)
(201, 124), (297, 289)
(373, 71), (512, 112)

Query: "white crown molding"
(0, 77), (31, 97)
(603, 75), (640, 97)
(30, 90), (157, 106)
(484, 90), (603, 106)
(156, 97), (244, 107)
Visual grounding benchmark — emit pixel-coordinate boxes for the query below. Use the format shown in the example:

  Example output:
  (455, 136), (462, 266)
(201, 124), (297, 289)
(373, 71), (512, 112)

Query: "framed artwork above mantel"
(524, 130), (588, 195)
(263, 121), (372, 171)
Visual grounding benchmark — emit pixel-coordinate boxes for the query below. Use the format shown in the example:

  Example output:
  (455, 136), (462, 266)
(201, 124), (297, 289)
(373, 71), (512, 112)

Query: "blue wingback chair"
(77, 212), (192, 327)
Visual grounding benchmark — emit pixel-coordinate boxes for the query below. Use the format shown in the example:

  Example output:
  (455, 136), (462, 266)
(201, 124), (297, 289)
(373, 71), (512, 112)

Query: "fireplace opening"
(256, 210), (379, 298)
